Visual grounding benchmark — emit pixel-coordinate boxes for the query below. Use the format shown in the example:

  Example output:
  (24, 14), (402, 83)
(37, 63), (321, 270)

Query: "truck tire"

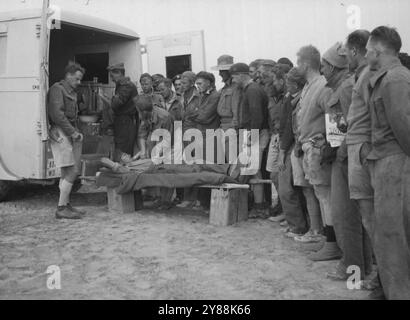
(0, 180), (11, 202)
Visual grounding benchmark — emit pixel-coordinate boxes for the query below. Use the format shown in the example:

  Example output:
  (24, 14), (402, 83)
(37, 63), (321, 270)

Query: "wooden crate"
(208, 186), (249, 227)
(107, 188), (136, 213)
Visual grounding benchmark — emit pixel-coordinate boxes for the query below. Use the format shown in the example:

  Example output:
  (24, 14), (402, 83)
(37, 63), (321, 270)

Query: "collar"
(223, 78), (233, 88)
(354, 60), (368, 82)
(60, 80), (75, 95)
(326, 69), (350, 90)
(184, 87), (200, 103)
(306, 73), (322, 85)
(291, 92), (301, 106)
(273, 92), (285, 103)
(243, 79), (254, 90)
(202, 88), (215, 96)
(369, 56), (402, 88)
(166, 91), (178, 105)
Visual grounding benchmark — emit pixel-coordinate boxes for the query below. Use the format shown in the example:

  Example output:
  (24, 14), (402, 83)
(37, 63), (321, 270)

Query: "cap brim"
(211, 64), (233, 71)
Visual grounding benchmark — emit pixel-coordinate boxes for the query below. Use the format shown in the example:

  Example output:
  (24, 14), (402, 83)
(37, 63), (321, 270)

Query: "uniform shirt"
(47, 79), (79, 137)
(139, 89), (166, 110)
(111, 77), (138, 116)
(217, 80), (241, 130)
(238, 81), (269, 130)
(298, 71), (350, 144)
(164, 91), (183, 121)
(138, 105), (173, 152)
(346, 63), (374, 145)
(297, 75), (328, 143)
(367, 56), (410, 159)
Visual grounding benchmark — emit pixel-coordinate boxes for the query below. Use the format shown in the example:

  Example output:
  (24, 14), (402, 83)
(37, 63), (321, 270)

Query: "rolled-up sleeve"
(48, 86), (76, 137)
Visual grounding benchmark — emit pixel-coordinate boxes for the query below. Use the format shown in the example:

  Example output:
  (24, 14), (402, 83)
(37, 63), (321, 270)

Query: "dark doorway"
(75, 52), (109, 84)
(166, 54), (192, 79)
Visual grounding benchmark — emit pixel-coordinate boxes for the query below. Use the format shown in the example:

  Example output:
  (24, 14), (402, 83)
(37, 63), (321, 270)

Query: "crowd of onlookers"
(48, 24), (410, 300)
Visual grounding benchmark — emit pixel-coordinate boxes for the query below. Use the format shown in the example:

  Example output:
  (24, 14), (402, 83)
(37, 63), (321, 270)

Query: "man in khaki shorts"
(48, 62), (86, 220)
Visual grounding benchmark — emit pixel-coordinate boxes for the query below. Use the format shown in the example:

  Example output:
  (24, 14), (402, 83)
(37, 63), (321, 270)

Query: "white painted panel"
(146, 30), (206, 75)
(0, 91), (42, 179)
(0, 17), (42, 180)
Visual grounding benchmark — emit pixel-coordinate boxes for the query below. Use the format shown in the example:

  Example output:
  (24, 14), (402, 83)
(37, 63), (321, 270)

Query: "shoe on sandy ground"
(249, 208), (269, 219)
(176, 201), (195, 208)
(268, 214), (285, 223)
(361, 274), (381, 291)
(279, 220), (288, 227)
(67, 204), (86, 216)
(308, 241), (342, 261)
(285, 229), (305, 238)
(367, 287), (386, 300)
(56, 206), (82, 220)
(326, 266), (349, 281)
(294, 230), (323, 243)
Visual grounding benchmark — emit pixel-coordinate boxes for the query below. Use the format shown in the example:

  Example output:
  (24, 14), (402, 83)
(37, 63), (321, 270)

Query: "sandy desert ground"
(0, 184), (370, 300)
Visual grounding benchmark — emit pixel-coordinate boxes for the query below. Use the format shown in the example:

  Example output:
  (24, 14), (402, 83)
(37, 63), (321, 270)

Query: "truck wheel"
(0, 180), (11, 202)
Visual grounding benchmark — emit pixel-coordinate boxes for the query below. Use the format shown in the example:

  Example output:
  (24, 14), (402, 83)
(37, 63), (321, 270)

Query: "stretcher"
(84, 158), (272, 226)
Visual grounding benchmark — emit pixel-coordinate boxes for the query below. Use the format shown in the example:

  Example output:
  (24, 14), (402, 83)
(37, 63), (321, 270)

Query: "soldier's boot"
(308, 241), (342, 261)
(67, 204), (86, 216)
(56, 206), (82, 220)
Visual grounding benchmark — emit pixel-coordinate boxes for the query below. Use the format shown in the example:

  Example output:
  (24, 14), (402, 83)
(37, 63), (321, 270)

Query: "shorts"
(290, 148), (311, 187)
(302, 142), (331, 186)
(347, 143), (374, 200)
(50, 126), (82, 170)
(266, 133), (280, 173)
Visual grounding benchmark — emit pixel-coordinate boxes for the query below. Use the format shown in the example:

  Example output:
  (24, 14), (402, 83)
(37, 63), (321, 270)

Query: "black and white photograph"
(0, 0), (410, 305)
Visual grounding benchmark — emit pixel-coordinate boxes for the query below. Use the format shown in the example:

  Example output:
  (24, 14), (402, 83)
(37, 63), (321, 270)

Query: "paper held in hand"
(325, 113), (345, 148)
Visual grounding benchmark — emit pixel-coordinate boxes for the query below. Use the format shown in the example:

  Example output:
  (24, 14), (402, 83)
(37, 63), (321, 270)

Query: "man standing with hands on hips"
(48, 62), (86, 220)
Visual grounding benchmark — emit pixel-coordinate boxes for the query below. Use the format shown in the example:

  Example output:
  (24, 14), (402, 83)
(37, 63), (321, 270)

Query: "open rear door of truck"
(0, 8), (49, 181)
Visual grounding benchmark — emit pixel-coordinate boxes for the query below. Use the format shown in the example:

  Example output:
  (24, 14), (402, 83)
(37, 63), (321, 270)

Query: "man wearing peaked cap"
(230, 62), (271, 219)
(100, 61), (138, 162)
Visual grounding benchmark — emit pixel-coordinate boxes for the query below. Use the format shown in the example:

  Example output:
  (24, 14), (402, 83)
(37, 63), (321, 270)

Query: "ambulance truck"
(0, 7), (142, 201)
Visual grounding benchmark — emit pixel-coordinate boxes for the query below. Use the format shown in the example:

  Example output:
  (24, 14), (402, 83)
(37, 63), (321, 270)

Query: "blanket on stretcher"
(96, 164), (238, 194)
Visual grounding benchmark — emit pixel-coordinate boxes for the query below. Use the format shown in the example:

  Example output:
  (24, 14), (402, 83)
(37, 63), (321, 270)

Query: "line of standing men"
(47, 24), (410, 300)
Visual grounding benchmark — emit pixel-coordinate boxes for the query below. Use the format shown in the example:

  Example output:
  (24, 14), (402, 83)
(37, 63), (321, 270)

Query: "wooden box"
(209, 187), (248, 226)
(107, 188), (136, 213)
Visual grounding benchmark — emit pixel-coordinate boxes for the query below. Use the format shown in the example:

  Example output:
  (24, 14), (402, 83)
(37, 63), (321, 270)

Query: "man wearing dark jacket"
(231, 63), (270, 218)
(277, 67), (309, 238)
(102, 63), (138, 162)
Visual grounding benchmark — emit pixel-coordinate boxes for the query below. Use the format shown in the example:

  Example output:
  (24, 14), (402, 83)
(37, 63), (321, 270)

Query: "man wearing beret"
(100, 63), (138, 162)
(230, 63), (270, 219)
